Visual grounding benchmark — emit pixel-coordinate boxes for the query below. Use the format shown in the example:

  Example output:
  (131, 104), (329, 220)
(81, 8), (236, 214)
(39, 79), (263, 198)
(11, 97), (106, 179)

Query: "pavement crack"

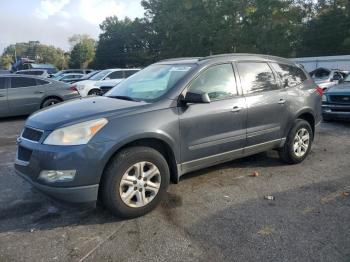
(78, 221), (125, 262)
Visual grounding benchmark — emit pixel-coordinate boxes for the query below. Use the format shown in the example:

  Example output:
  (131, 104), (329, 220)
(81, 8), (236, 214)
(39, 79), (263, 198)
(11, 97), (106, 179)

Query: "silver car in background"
(0, 74), (80, 117)
(310, 68), (346, 90)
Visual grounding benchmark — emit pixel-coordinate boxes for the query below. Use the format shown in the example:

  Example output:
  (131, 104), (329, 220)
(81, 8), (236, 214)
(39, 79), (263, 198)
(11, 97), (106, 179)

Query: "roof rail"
(159, 57), (201, 62)
(199, 53), (271, 61)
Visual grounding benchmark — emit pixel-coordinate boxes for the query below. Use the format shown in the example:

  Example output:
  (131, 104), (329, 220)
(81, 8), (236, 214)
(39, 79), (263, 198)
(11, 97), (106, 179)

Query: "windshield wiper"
(107, 95), (142, 102)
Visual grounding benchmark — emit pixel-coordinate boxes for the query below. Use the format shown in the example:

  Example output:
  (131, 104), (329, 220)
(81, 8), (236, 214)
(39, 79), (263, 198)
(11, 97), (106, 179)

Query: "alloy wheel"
(119, 161), (161, 208)
(293, 128), (310, 157)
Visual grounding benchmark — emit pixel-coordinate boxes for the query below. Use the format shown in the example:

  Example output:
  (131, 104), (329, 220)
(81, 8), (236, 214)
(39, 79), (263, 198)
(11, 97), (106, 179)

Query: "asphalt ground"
(0, 117), (349, 262)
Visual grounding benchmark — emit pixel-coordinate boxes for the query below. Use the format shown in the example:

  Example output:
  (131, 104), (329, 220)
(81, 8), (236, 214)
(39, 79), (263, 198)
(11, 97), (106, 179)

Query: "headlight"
(322, 95), (327, 102)
(44, 118), (108, 145)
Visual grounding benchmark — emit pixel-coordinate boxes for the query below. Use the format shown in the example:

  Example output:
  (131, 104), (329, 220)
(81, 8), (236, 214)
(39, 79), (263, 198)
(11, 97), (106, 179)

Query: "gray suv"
(15, 54), (322, 218)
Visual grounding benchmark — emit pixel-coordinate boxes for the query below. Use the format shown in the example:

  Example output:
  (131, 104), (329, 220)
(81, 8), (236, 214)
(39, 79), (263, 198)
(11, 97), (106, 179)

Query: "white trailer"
(291, 55), (350, 72)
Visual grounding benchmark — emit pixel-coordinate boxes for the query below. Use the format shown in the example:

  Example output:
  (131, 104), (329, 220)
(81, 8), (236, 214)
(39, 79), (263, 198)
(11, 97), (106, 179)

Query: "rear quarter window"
(271, 63), (307, 88)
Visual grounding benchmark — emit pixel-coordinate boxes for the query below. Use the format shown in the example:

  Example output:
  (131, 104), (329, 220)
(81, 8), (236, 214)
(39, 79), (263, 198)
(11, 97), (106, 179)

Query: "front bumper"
(16, 169), (98, 203)
(14, 135), (116, 203)
(322, 104), (350, 120)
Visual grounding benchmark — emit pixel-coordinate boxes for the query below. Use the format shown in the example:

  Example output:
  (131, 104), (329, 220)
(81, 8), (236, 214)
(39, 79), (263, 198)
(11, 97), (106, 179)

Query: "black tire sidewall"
(102, 146), (170, 218)
(286, 120), (313, 163)
(42, 98), (60, 108)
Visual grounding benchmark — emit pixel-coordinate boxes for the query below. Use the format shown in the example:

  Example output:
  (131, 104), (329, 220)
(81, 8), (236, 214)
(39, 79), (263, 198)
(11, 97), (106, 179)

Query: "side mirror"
(105, 77), (110, 80)
(182, 91), (211, 104)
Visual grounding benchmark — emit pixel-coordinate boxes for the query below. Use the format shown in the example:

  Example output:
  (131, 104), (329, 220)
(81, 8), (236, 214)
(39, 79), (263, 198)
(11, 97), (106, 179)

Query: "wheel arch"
(295, 109), (316, 138)
(100, 134), (180, 188)
(40, 95), (63, 108)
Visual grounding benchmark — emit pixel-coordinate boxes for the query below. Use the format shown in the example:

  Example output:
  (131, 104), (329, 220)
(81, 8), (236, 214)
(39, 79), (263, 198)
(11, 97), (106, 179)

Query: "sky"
(0, 0), (144, 52)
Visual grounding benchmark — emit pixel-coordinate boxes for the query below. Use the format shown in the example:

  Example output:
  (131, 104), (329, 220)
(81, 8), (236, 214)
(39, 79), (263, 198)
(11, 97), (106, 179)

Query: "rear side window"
(11, 77), (37, 88)
(271, 63), (307, 88)
(108, 71), (124, 79)
(237, 62), (278, 94)
(0, 78), (5, 89)
(188, 63), (237, 100)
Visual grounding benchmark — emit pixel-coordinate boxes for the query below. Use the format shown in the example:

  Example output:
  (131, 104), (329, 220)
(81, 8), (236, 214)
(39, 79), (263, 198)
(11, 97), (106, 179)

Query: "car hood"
(326, 83), (350, 94)
(26, 96), (149, 131)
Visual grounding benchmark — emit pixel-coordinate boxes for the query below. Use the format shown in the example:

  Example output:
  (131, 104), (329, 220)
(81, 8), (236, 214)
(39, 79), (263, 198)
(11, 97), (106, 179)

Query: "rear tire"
(279, 119), (313, 164)
(88, 89), (101, 96)
(41, 98), (61, 108)
(100, 146), (170, 218)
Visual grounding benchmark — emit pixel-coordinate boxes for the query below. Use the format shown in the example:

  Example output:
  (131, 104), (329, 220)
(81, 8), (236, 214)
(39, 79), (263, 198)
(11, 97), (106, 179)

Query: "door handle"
(278, 99), (286, 105)
(231, 106), (242, 113)
(34, 91), (44, 94)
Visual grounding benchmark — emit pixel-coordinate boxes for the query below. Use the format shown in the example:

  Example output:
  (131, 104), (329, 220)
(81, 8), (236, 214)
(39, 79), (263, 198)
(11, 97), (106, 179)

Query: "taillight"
(70, 85), (78, 92)
(315, 86), (323, 96)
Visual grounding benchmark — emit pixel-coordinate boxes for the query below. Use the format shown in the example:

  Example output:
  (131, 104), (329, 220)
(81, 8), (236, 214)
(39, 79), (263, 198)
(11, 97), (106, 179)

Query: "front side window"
(124, 70), (139, 77)
(106, 64), (195, 102)
(11, 77), (37, 88)
(237, 62), (278, 94)
(108, 71), (124, 79)
(188, 64), (237, 100)
(271, 63), (307, 88)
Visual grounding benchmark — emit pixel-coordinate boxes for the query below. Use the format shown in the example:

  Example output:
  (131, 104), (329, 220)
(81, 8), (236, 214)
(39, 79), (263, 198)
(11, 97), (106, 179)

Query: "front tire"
(279, 119), (313, 164)
(100, 146), (170, 218)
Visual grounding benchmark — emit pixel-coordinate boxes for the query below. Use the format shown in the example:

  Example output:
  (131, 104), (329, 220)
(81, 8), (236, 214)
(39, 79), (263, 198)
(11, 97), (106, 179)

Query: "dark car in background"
(14, 54), (322, 218)
(322, 74), (350, 121)
(15, 69), (50, 78)
(0, 74), (80, 117)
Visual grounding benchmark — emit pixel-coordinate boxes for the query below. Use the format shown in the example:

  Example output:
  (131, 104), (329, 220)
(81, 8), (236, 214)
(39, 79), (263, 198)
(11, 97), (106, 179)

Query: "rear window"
(271, 63), (307, 88)
(309, 68), (330, 80)
(11, 77), (37, 88)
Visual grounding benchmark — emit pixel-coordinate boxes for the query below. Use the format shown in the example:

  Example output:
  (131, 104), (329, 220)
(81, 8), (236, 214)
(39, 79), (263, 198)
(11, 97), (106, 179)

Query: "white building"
(291, 55), (350, 72)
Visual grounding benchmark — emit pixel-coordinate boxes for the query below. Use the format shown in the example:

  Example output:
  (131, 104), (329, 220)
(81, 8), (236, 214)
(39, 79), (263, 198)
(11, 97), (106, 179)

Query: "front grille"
(22, 127), (43, 142)
(329, 95), (350, 104)
(17, 146), (32, 162)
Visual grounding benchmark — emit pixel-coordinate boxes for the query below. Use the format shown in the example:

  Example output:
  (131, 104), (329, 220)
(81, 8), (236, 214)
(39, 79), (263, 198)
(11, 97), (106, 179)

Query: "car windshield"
(344, 74), (350, 82)
(90, 70), (113, 81)
(105, 64), (195, 102)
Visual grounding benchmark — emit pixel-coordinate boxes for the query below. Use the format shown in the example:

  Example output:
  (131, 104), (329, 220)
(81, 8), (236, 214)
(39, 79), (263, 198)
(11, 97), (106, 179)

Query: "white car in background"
(73, 68), (140, 96)
(309, 68), (347, 90)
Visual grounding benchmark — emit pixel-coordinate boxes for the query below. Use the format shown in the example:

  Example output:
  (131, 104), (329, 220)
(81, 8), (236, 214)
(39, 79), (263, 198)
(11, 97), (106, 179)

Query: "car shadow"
(0, 115), (28, 123)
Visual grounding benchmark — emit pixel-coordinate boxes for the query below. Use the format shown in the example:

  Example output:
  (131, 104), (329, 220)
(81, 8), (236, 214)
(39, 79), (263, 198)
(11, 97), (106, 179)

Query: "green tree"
(0, 54), (13, 69)
(93, 17), (154, 68)
(1, 41), (67, 69)
(297, 0), (350, 56)
(69, 35), (96, 69)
